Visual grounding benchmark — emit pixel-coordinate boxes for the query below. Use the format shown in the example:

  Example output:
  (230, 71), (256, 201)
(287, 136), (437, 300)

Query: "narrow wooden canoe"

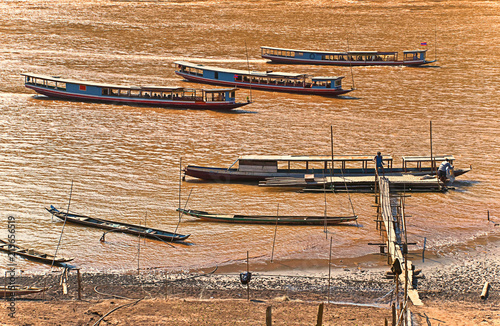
(46, 205), (190, 242)
(0, 239), (74, 266)
(0, 285), (45, 297)
(178, 208), (357, 225)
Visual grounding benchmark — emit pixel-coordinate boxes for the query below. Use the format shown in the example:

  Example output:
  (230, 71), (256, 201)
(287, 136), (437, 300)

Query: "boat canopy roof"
(203, 88), (239, 93)
(403, 50), (428, 54)
(239, 155), (393, 162)
(22, 73), (233, 92)
(312, 76), (345, 81)
(175, 61), (343, 80)
(175, 61), (307, 78)
(22, 73), (132, 89)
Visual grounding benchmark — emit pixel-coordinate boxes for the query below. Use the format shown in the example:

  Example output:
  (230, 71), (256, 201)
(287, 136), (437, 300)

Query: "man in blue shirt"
(373, 152), (385, 176)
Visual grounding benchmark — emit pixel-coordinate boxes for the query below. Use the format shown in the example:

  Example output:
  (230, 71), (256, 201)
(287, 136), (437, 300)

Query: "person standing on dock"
(373, 152), (385, 176)
(438, 158), (454, 183)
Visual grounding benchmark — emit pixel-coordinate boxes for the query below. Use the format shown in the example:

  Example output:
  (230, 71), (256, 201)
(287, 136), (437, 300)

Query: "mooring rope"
(92, 297), (144, 326)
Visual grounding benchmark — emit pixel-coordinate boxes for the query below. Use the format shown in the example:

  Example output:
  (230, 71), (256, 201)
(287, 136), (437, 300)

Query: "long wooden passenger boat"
(184, 155), (470, 183)
(0, 286), (45, 298)
(22, 73), (249, 110)
(184, 155), (394, 183)
(46, 206), (190, 242)
(261, 46), (436, 66)
(0, 239), (74, 266)
(178, 208), (357, 225)
(174, 61), (353, 96)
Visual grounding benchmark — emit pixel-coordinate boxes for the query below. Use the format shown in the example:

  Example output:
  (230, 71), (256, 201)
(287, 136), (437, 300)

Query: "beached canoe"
(46, 205), (190, 242)
(22, 73), (250, 110)
(0, 285), (45, 298)
(178, 208), (357, 225)
(0, 239), (74, 267)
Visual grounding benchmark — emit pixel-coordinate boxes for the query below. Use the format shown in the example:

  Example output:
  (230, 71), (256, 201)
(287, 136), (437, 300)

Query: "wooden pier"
(377, 176), (422, 306)
(375, 175), (422, 325)
(262, 172), (445, 193)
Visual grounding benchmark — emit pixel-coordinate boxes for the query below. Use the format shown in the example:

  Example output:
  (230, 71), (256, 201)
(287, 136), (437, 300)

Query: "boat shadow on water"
(447, 180), (479, 193)
(30, 95), (255, 114)
(334, 94), (361, 100)
(409, 64), (441, 69)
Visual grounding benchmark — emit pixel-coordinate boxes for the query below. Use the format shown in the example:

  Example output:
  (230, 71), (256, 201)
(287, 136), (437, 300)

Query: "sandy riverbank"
(1, 243), (498, 326)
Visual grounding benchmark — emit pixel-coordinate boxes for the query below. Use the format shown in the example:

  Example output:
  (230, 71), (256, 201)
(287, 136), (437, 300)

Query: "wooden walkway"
(263, 172), (444, 193)
(378, 177), (423, 307)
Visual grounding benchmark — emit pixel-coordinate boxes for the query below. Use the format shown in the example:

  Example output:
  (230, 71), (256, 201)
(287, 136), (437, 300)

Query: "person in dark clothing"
(373, 152), (385, 176)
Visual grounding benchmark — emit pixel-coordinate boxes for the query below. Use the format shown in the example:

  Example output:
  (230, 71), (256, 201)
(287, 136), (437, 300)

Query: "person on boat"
(373, 152), (385, 176)
(437, 158), (453, 183)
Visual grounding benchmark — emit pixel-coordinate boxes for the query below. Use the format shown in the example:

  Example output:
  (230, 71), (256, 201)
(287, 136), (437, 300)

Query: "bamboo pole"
(328, 237), (332, 303)
(246, 251), (250, 301)
(137, 233), (141, 275)
(271, 204), (279, 262)
(330, 126), (334, 177)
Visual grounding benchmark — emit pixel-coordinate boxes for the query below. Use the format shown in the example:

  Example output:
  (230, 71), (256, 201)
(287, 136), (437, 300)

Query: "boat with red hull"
(174, 61), (354, 96)
(22, 73), (249, 111)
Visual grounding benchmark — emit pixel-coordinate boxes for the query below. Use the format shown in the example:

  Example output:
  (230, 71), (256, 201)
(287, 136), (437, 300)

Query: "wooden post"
(330, 126), (334, 177)
(77, 269), (82, 301)
(3, 272), (6, 300)
(430, 120), (439, 189)
(395, 273), (399, 323)
(165, 272), (169, 300)
(271, 204), (279, 262)
(137, 234), (141, 275)
(422, 237), (427, 263)
(316, 302), (324, 326)
(247, 251), (250, 301)
(266, 306), (272, 326)
(488, 210), (490, 221)
(328, 237), (332, 303)
(392, 302), (396, 326)
(481, 282), (490, 299)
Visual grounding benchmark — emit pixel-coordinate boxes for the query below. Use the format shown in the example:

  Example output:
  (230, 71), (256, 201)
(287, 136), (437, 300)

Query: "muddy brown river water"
(0, 0), (499, 273)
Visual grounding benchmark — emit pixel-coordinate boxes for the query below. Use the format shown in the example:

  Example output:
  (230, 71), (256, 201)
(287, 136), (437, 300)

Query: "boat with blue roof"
(261, 46), (436, 67)
(22, 73), (249, 110)
(174, 61), (354, 96)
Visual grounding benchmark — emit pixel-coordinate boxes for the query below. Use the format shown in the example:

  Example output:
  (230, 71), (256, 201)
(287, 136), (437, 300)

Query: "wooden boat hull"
(0, 286), (45, 297)
(46, 206), (190, 242)
(0, 239), (73, 266)
(25, 85), (248, 110)
(184, 165), (471, 183)
(175, 72), (352, 96)
(260, 46), (436, 67)
(178, 208), (357, 225)
(262, 55), (435, 67)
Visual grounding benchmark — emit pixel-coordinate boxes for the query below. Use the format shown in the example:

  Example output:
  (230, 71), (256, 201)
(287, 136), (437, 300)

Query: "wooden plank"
(379, 177), (423, 306)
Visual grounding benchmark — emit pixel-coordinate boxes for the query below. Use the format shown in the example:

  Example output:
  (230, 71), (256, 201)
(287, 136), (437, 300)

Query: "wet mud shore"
(1, 245), (498, 325)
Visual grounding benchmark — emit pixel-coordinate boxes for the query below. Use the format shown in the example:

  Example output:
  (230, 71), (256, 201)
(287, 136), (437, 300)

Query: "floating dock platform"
(260, 172), (446, 193)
